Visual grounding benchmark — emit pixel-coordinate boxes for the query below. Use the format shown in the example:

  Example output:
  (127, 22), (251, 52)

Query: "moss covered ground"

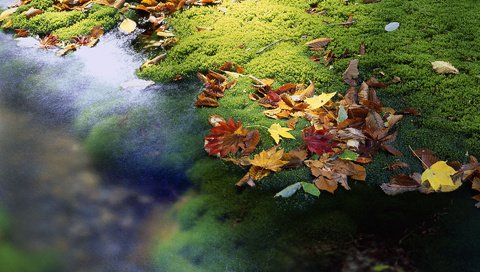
(1, 0), (480, 270)
(145, 0), (480, 271)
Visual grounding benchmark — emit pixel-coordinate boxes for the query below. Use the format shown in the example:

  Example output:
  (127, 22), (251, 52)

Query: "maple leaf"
(305, 92), (336, 109)
(39, 34), (59, 49)
(250, 148), (288, 172)
(421, 161), (460, 192)
(268, 123), (295, 144)
(204, 118), (260, 157)
(302, 126), (337, 155)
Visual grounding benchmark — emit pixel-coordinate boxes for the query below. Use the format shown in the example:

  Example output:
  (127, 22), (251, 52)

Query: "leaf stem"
(409, 145), (429, 169)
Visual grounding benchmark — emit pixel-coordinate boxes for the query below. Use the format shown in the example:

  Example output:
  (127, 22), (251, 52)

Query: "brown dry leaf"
(24, 7), (42, 18)
(412, 148), (439, 169)
(315, 176), (338, 194)
(194, 93), (219, 107)
(55, 44), (78, 56)
(14, 29), (29, 37)
(140, 53), (167, 70)
(343, 59), (359, 86)
(380, 174), (420, 196)
(222, 156), (251, 167)
(359, 42), (366, 55)
(287, 118), (298, 129)
(306, 37), (331, 50)
(282, 149), (308, 169)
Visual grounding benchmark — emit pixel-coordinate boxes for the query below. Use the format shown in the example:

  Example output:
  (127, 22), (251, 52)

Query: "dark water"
(0, 23), (200, 271)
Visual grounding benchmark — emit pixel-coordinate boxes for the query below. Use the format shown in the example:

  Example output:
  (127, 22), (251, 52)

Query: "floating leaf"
(431, 61), (459, 75)
(268, 123), (295, 144)
(119, 18), (137, 34)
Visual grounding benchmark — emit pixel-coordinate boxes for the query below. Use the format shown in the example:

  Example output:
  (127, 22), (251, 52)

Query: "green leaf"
(274, 182), (302, 198)
(339, 149), (359, 161)
(301, 182), (320, 197)
(337, 105), (348, 122)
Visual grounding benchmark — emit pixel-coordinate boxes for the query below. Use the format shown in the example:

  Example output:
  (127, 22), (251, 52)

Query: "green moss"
(7, 4), (119, 40)
(54, 5), (119, 40)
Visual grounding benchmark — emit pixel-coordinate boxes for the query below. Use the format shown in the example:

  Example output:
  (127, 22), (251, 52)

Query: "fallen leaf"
(204, 118), (260, 157)
(380, 174), (420, 195)
(339, 150), (359, 161)
(305, 92), (336, 109)
(421, 161), (460, 192)
(432, 61), (459, 75)
(119, 18), (137, 34)
(24, 7), (42, 18)
(343, 59), (359, 86)
(275, 182), (302, 198)
(268, 123), (295, 144)
(302, 182), (320, 197)
(55, 44), (78, 56)
(306, 37), (331, 50)
(387, 161), (410, 170)
(250, 148), (288, 172)
(314, 176), (338, 194)
(0, 8), (17, 22)
(302, 126), (337, 155)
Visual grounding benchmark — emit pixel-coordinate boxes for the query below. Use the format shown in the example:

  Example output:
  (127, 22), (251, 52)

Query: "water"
(0, 7), (201, 271)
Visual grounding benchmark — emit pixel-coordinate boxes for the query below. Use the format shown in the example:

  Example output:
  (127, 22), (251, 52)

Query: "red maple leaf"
(302, 126), (337, 155)
(204, 118), (260, 157)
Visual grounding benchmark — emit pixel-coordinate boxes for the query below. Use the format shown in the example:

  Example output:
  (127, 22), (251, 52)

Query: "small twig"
(256, 38), (284, 54)
(324, 20), (356, 27)
(409, 145), (429, 169)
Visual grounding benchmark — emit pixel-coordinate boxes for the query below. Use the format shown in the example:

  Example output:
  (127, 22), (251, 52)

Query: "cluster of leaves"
(381, 148), (480, 206)
(193, 62), (243, 107)
(0, 0), (221, 57)
(200, 58), (414, 198)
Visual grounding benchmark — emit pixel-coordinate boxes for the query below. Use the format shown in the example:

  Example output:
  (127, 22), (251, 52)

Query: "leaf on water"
(431, 61), (459, 75)
(421, 161), (460, 192)
(0, 8), (17, 22)
(275, 182), (302, 198)
(343, 59), (359, 86)
(55, 44), (78, 56)
(119, 18), (137, 34)
(305, 92), (336, 109)
(268, 123), (295, 144)
(301, 182), (320, 197)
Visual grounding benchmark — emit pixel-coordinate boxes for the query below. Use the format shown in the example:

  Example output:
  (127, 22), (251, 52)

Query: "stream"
(0, 5), (201, 269)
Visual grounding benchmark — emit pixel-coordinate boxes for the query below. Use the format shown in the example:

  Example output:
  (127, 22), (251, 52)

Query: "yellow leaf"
(0, 7), (17, 22)
(119, 18), (136, 34)
(421, 161), (460, 192)
(268, 123), (295, 144)
(250, 148), (288, 172)
(305, 92), (336, 109)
